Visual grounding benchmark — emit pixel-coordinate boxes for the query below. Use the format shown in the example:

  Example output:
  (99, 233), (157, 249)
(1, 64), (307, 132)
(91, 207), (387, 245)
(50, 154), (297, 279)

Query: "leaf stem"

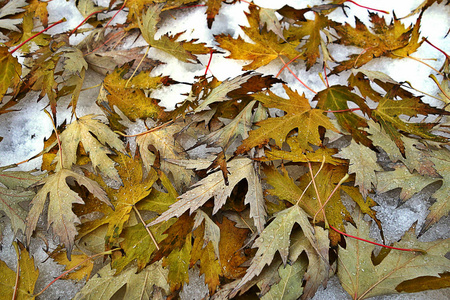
(204, 50), (214, 75)
(105, 0), (127, 28)
(69, 10), (105, 36)
(423, 37), (450, 59)
(10, 19), (65, 54)
(345, 0), (389, 14)
(133, 206), (160, 250)
(329, 225), (425, 253)
(313, 173), (349, 225)
(295, 156), (326, 207)
(307, 161), (327, 226)
(12, 243), (20, 300)
(34, 250), (118, 298)
(327, 108), (361, 113)
(125, 45), (151, 88)
(115, 119), (175, 137)
(279, 56), (317, 94)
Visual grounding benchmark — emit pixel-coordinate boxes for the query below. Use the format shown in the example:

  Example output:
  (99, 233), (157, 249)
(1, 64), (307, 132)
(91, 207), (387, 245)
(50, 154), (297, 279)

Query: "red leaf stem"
(204, 50), (214, 75)
(10, 19), (65, 54)
(329, 225), (425, 253)
(279, 56), (317, 94)
(69, 10), (105, 36)
(345, 0), (389, 14)
(105, 0), (127, 28)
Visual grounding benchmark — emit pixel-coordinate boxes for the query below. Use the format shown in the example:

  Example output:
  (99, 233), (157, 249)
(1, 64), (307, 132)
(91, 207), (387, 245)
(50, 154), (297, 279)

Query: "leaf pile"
(0, 0), (449, 299)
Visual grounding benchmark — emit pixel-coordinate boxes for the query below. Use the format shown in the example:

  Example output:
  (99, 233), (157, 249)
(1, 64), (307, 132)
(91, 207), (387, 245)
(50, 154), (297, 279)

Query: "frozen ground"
(0, 0), (449, 299)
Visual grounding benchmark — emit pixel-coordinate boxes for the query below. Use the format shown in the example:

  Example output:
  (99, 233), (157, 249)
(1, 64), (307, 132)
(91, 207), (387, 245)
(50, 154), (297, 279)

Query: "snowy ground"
(0, 0), (449, 299)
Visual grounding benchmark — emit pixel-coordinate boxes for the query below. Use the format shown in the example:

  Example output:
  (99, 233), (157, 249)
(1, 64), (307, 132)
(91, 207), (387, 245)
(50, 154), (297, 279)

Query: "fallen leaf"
(26, 169), (112, 258)
(237, 85), (338, 153)
(150, 157), (266, 234)
(55, 114), (127, 182)
(337, 209), (450, 300)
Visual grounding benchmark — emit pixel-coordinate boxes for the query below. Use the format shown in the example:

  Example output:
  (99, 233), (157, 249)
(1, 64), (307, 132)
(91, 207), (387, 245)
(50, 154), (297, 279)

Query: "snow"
(0, 0), (449, 299)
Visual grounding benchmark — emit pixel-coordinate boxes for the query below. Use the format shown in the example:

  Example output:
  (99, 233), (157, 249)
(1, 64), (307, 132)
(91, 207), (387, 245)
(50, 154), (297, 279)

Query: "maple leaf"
(9, 12), (50, 53)
(332, 13), (422, 74)
(337, 209), (450, 300)
(0, 242), (39, 300)
(423, 148), (450, 230)
(138, 3), (210, 63)
(193, 210), (221, 260)
(26, 169), (112, 257)
(55, 114), (126, 182)
(366, 120), (438, 177)
(163, 234), (192, 292)
(74, 261), (169, 300)
(76, 153), (158, 246)
(193, 99), (255, 151)
(215, 4), (299, 70)
(371, 96), (447, 154)
(191, 224), (222, 293)
(150, 157), (266, 233)
(112, 217), (176, 273)
(206, 0), (222, 29)
(137, 123), (194, 190)
(376, 164), (437, 201)
(264, 135), (347, 165)
(260, 259), (306, 300)
(194, 73), (255, 112)
(237, 85), (338, 154)
(258, 7), (285, 41)
(0, 46), (22, 100)
(0, 167), (44, 236)
(102, 63), (168, 121)
(314, 85), (371, 146)
(338, 139), (383, 197)
(50, 247), (94, 281)
(0, 0), (27, 32)
(288, 228), (331, 299)
(283, 12), (333, 69)
(24, 0), (49, 27)
(232, 205), (316, 294)
(217, 217), (250, 280)
(263, 163), (378, 244)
